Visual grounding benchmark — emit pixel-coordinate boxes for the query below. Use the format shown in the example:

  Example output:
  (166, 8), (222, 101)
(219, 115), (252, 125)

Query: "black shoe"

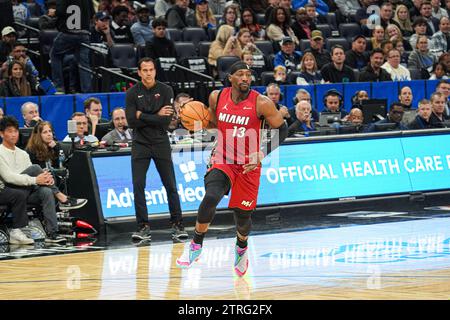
(59, 197), (88, 211)
(132, 224), (151, 241)
(45, 232), (67, 243)
(172, 222), (188, 240)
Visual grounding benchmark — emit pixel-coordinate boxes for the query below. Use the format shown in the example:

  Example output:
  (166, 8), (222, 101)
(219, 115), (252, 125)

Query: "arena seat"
(207, 27), (216, 41)
(174, 42), (197, 60)
(182, 27), (209, 46)
(326, 12), (338, 30)
(316, 24), (332, 38)
(338, 23), (363, 41)
(198, 41), (212, 58)
(166, 28), (183, 42)
(299, 39), (311, 51)
(109, 44), (137, 69)
(326, 37), (350, 51)
(255, 40), (274, 56)
(260, 71), (275, 86)
(216, 56), (240, 81)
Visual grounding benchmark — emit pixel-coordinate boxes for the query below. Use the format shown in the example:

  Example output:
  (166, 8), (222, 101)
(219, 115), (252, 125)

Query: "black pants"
(131, 141), (182, 226)
(0, 186), (29, 229)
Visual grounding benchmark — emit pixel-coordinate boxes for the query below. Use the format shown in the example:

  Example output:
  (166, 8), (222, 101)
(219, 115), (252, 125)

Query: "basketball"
(179, 101), (211, 131)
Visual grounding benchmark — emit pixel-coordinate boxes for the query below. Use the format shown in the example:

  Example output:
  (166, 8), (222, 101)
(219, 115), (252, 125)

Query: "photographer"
(26, 121), (87, 210)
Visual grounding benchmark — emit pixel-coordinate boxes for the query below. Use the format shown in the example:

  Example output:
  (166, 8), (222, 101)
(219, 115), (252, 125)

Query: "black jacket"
(125, 81), (173, 145)
(320, 63), (356, 83)
(145, 37), (177, 60)
(358, 64), (392, 82)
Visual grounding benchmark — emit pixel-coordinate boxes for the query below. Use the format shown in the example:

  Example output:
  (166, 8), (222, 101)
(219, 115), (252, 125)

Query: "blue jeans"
(50, 32), (92, 93)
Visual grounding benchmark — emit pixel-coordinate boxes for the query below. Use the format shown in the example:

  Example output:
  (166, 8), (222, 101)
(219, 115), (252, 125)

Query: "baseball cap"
(352, 34), (366, 42)
(1, 26), (16, 37)
(280, 36), (294, 45)
(311, 30), (323, 40)
(95, 11), (110, 20)
(195, 0), (208, 4)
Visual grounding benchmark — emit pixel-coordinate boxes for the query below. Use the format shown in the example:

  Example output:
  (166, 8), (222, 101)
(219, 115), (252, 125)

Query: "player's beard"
(238, 83), (250, 94)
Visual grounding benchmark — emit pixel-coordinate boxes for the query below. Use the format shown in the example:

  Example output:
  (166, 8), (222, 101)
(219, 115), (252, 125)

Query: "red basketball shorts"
(209, 163), (261, 211)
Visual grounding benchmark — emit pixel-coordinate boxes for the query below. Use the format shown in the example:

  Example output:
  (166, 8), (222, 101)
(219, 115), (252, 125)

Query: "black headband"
(229, 61), (250, 75)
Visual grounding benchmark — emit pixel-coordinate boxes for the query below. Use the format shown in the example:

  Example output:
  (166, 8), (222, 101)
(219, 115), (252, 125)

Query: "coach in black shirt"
(126, 57), (187, 241)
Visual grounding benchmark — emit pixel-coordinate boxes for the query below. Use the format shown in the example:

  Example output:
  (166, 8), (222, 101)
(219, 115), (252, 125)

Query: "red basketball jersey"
(211, 88), (262, 165)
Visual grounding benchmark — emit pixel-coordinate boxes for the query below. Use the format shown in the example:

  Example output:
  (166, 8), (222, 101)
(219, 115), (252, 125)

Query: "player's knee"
(234, 209), (253, 237)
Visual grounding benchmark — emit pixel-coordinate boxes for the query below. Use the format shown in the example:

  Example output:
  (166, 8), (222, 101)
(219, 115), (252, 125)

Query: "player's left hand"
(243, 151), (264, 174)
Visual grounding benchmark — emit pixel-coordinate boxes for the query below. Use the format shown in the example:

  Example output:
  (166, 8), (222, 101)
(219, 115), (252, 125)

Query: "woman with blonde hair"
(208, 24), (242, 67)
(371, 25), (385, 50)
(393, 4), (413, 37)
(26, 121), (87, 210)
(296, 52), (324, 85)
(0, 60), (33, 97)
(187, 0), (216, 30)
(386, 24), (412, 51)
(237, 28), (263, 55)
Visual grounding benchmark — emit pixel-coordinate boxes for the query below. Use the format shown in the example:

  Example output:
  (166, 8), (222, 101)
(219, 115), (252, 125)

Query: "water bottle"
(59, 150), (65, 169)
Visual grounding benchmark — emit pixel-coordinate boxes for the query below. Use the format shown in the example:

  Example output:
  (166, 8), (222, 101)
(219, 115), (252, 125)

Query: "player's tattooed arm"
(207, 89), (220, 128)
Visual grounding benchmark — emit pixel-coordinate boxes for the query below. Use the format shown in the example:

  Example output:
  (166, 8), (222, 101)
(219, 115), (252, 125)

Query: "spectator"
(341, 108), (365, 132)
(83, 97), (109, 137)
(237, 28), (263, 55)
(51, 0), (94, 94)
(392, 39), (409, 65)
(0, 107), (3, 120)
(292, 0), (329, 16)
(410, 17), (429, 49)
(145, 17), (177, 60)
(381, 40), (394, 59)
(296, 51), (324, 85)
(350, 91), (369, 109)
(25, 121), (87, 209)
(446, 0), (450, 17)
(2, 43), (40, 92)
(287, 100), (316, 136)
(429, 91), (450, 127)
(100, 107), (133, 145)
(90, 11), (114, 55)
(365, 102), (408, 132)
(169, 92), (193, 132)
(265, 83), (289, 119)
(438, 52), (450, 74)
(239, 7), (265, 40)
(410, 0), (423, 20)
(264, 0), (280, 25)
(322, 89), (348, 118)
(419, 1), (440, 35)
(304, 30), (331, 69)
(345, 35), (370, 70)
(291, 7), (316, 41)
(359, 48), (393, 82)
(435, 80), (450, 116)
(187, 0), (217, 30)
(398, 86), (414, 109)
(12, 0), (29, 26)
(355, 0), (377, 27)
(430, 16), (450, 59)
(131, 6), (153, 46)
(408, 98), (434, 129)
(21, 102), (42, 128)
(155, 0), (175, 18)
(110, 5), (133, 44)
(321, 45), (356, 83)
(218, 2), (239, 29)
(408, 34), (437, 76)
(273, 36), (302, 73)
(287, 88), (319, 124)
(371, 25), (386, 50)
(386, 24), (412, 51)
(208, 24), (241, 67)
(429, 62), (449, 80)
(273, 65), (288, 84)
(0, 116), (66, 243)
(208, 0), (227, 15)
(431, 0), (448, 19)
(38, 0), (57, 30)
(97, 0), (113, 15)
(0, 60), (33, 97)
(0, 26), (17, 65)
(305, 3), (326, 24)
(335, 0), (361, 19)
(382, 48), (412, 81)
(379, 2), (402, 30)
(266, 6), (299, 46)
(62, 112), (99, 144)
(279, 0), (295, 16)
(393, 4), (414, 37)
(241, 49), (254, 67)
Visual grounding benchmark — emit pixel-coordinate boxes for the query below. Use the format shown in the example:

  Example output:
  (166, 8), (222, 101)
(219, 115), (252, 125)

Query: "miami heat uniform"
(208, 87), (264, 211)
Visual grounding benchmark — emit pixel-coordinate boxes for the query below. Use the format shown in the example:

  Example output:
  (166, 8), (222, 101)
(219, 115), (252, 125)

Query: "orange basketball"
(179, 101), (211, 131)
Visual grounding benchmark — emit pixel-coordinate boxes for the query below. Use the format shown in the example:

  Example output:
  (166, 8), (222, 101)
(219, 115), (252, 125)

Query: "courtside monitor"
(374, 122), (398, 132)
(338, 124), (360, 134)
(95, 122), (113, 141)
(318, 112), (341, 126)
(360, 99), (387, 124)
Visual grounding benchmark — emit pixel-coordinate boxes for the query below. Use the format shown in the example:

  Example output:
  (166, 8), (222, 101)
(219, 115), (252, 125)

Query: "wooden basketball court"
(1, 216), (449, 300)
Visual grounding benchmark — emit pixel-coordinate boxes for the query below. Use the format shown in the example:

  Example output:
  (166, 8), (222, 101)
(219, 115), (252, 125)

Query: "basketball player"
(125, 57), (187, 241)
(176, 61), (288, 276)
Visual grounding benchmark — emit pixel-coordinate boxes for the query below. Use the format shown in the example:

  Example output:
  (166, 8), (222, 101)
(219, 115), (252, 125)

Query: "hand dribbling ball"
(179, 101), (211, 131)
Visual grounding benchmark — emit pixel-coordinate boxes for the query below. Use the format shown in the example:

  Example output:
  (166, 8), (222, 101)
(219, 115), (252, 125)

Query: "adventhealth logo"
(180, 161), (199, 182)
